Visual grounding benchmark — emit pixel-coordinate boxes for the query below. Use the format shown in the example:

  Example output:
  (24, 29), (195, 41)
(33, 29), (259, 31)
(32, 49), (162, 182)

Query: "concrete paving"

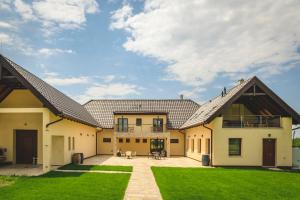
(0, 165), (44, 176)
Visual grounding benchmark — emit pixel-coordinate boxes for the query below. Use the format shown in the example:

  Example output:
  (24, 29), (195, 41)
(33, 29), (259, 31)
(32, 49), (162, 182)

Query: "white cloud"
(0, 21), (15, 29)
(44, 73), (89, 86)
(0, 0), (12, 11)
(110, 4), (132, 30)
(76, 83), (141, 103)
(14, 0), (99, 35)
(14, 0), (35, 20)
(38, 48), (74, 56)
(0, 33), (12, 44)
(111, 0), (300, 87)
(102, 75), (116, 83)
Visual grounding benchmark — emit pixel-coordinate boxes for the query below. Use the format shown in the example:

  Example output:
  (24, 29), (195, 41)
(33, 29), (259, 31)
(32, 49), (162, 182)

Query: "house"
(0, 55), (99, 171)
(0, 54), (299, 171)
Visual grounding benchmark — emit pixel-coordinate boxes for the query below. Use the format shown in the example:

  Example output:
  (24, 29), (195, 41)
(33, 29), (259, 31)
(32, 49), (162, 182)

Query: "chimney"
(180, 94), (184, 100)
(238, 78), (245, 84)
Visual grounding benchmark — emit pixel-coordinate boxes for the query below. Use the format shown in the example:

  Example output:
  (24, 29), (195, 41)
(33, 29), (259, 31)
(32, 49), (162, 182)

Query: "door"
(16, 130), (37, 164)
(150, 139), (164, 152)
(263, 139), (276, 166)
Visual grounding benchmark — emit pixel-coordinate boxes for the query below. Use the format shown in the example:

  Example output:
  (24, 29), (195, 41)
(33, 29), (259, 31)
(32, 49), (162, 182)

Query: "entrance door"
(16, 130), (37, 164)
(150, 139), (164, 152)
(263, 139), (276, 166)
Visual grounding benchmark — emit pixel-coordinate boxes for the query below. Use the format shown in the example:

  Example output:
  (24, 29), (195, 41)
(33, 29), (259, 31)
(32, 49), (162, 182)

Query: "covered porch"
(0, 108), (53, 172)
(112, 132), (171, 157)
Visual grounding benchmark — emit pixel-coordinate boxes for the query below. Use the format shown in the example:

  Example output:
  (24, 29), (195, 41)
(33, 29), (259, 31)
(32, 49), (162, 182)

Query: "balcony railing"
(114, 124), (167, 133)
(222, 115), (281, 128)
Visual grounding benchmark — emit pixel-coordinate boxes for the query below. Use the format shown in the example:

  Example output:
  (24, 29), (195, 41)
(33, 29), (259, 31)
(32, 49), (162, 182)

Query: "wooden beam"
(242, 93), (266, 96)
(0, 87), (12, 102)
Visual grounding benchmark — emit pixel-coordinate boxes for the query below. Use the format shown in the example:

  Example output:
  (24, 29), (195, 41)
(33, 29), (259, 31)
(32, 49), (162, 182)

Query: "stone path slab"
(124, 162), (162, 200)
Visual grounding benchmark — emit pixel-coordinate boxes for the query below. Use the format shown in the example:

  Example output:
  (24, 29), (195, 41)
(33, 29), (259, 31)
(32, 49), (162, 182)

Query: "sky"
(0, 0), (300, 132)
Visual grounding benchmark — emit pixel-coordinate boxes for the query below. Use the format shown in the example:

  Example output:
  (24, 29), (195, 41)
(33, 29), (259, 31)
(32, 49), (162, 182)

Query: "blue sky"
(0, 0), (299, 126)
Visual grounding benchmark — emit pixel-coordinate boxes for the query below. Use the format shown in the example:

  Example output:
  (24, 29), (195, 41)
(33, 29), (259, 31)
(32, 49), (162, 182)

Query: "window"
(170, 139), (179, 143)
(153, 118), (163, 132)
(198, 139), (201, 153)
(136, 118), (142, 126)
(191, 139), (195, 152)
(68, 137), (71, 151)
(206, 139), (211, 154)
(103, 138), (111, 143)
(143, 139), (147, 143)
(117, 118), (128, 132)
(126, 138), (130, 143)
(186, 139), (189, 151)
(229, 138), (241, 156)
(135, 138), (140, 143)
(72, 137), (75, 150)
(119, 138), (123, 143)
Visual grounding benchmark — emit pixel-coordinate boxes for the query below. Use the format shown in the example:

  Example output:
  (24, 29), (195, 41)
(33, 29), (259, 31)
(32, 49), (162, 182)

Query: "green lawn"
(58, 164), (133, 172)
(0, 171), (130, 200)
(152, 167), (300, 200)
(293, 138), (300, 148)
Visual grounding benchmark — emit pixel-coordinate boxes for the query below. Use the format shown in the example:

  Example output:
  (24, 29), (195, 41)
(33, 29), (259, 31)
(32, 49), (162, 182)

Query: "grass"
(58, 164), (133, 172)
(152, 167), (300, 200)
(0, 171), (130, 200)
(293, 138), (300, 148)
(0, 176), (17, 187)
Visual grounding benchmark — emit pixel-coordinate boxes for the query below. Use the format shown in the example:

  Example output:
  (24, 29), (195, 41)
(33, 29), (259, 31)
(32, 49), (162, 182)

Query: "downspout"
(46, 116), (63, 128)
(203, 124), (213, 166)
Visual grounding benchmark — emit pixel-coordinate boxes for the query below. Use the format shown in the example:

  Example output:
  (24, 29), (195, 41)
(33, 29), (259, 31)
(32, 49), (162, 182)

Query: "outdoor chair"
(125, 151), (132, 159)
(160, 150), (167, 159)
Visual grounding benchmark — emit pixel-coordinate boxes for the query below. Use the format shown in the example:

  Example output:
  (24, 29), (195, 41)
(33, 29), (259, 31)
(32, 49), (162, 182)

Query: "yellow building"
(1, 54), (299, 171)
(0, 55), (99, 172)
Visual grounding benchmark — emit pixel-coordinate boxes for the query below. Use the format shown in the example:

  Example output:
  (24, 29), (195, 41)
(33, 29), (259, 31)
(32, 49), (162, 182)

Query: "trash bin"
(72, 153), (81, 164)
(202, 154), (210, 166)
(79, 153), (84, 164)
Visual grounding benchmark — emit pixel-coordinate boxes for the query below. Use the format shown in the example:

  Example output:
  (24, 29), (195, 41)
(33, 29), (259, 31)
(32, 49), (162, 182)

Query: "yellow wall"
(185, 125), (212, 161)
(170, 130), (184, 156)
(0, 89), (43, 108)
(48, 113), (97, 165)
(0, 113), (43, 164)
(97, 129), (114, 155)
(117, 138), (150, 155)
(212, 117), (292, 166)
(0, 89), (97, 167)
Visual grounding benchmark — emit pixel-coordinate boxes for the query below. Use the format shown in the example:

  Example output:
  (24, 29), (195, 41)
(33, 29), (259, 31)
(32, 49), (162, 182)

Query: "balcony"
(114, 124), (169, 137)
(222, 115), (281, 128)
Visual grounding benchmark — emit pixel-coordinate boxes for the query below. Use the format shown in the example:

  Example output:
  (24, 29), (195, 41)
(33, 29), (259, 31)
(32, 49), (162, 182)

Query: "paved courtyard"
(0, 165), (44, 176)
(84, 156), (202, 200)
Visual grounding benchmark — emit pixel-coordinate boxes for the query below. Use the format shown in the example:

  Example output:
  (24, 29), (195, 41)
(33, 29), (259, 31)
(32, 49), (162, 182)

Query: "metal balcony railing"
(114, 124), (167, 133)
(222, 115), (281, 128)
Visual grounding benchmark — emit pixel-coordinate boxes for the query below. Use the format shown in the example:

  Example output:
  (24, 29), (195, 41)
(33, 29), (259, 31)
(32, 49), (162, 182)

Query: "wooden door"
(263, 139), (276, 166)
(16, 130), (37, 164)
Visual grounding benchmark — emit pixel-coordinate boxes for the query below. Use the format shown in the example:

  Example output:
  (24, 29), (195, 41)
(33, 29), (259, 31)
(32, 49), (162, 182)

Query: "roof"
(84, 99), (200, 129)
(181, 76), (300, 129)
(0, 55), (99, 127)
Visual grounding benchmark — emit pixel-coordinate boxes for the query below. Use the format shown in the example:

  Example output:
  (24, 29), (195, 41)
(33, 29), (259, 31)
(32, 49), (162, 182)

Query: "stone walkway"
(84, 156), (203, 200)
(124, 162), (162, 200)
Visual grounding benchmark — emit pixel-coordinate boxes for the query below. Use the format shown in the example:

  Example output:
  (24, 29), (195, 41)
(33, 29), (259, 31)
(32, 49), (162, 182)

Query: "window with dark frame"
(170, 139), (179, 143)
(206, 138), (211, 154)
(126, 138), (130, 143)
(191, 139), (195, 152)
(117, 117), (128, 132)
(119, 138), (123, 143)
(136, 118), (142, 126)
(153, 118), (163, 132)
(68, 137), (71, 151)
(103, 138), (111, 143)
(198, 139), (201, 153)
(143, 138), (147, 143)
(135, 138), (140, 143)
(229, 138), (242, 156)
(72, 137), (75, 150)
